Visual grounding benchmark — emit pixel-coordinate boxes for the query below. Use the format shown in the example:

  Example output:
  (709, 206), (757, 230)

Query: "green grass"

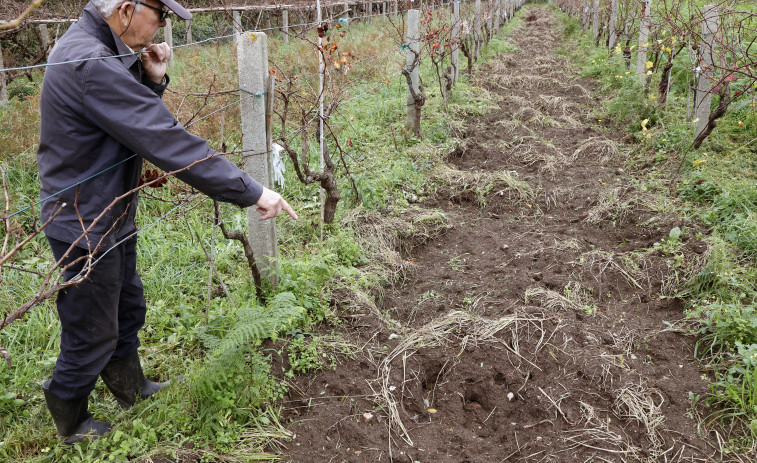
(0, 7), (514, 462)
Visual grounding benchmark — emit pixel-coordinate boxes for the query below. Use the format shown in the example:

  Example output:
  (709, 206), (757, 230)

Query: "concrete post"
(494, 0), (500, 32)
(185, 18), (193, 44)
(317, 0), (326, 226)
(383, 1), (387, 15)
(164, 17), (174, 66)
(406, 9), (422, 136)
(636, 0), (651, 83)
(581, 0), (587, 28)
(609, 0), (618, 50)
(282, 9), (289, 44)
(394, 0), (398, 16)
(0, 42), (7, 106)
(233, 10), (242, 45)
(452, 0), (460, 83)
(238, 32), (279, 282)
(368, 1), (373, 21)
(695, 4), (719, 138)
(38, 24), (50, 56)
(487, 0), (493, 41)
(474, 0), (481, 60)
(592, 0), (599, 40)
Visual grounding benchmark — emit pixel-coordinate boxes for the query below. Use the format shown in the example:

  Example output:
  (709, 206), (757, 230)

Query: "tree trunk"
(693, 83), (731, 149)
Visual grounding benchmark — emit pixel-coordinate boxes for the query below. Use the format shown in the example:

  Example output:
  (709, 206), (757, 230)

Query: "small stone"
(507, 392), (515, 402)
(362, 412), (374, 423)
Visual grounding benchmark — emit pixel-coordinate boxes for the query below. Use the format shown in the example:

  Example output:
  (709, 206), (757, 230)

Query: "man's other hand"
(141, 42), (171, 84)
(256, 187), (298, 221)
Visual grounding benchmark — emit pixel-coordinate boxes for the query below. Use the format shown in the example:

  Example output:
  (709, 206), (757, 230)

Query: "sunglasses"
(119, 1), (170, 22)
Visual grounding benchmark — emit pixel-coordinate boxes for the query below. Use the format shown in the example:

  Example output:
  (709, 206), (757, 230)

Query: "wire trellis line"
(1, 90), (259, 221)
(2, 38), (404, 221)
(0, 0), (471, 74)
(5, 193), (203, 320)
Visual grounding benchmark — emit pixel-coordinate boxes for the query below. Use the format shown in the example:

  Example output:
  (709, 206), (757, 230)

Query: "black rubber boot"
(100, 350), (169, 409)
(42, 380), (111, 444)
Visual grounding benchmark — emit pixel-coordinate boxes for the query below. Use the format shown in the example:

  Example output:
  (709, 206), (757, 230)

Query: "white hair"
(92, 0), (143, 19)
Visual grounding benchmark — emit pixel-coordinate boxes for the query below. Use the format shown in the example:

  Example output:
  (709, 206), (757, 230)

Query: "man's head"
(96, 0), (191, 50)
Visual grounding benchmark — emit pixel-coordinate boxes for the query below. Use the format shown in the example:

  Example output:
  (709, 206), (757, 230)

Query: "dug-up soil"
(280, 8), (724, 463)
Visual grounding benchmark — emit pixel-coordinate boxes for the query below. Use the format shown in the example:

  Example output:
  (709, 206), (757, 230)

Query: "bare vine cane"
(0, 0), (46, 31)
(214, 201), (264, 301)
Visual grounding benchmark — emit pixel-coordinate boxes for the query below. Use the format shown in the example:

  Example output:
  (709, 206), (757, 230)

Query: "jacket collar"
(79, 1), (139, 69)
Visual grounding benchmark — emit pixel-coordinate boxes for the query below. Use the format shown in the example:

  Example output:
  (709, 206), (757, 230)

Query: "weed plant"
(555, 2), (757, 447)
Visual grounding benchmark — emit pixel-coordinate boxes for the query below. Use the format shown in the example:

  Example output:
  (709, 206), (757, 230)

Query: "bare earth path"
(280, 8), (719, 463)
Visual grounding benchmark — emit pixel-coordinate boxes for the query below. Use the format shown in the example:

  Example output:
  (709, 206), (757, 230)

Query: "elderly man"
(37, 0), (295, 443)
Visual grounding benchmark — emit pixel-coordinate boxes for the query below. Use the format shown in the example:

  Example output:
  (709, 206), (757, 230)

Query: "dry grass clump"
(373, 310), (546, 446)
(566, 82), (593, 98)
(563, 401), (643, 462)
(500, 93), (533, 110)
(583, 187), (636, 226)
(574, 249), (648, 291)
(660, 240), (711, 297)
(613, 383), (666, 455)
(554, 114), (584, 129)
(529, 64), (567, 80)
(432, 164), (534, 205)
(532, 56), (561, 67)
(537, 94), (574, 116)
(512, 105), (552, 126)
(496, 134), (540, 150)
(343, 207), (449, 278)
(570, 137), (621, 163)
(335, 207), (450, 327)
(492, 119), (536, 138)
(562, 428), (642, 462)
(524, 281), (591, 311)
(511, 140), (566, 173)
(516, 75), (561, 92)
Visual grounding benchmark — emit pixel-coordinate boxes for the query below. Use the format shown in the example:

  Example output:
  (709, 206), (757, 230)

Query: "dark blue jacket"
(37, 2), (263, 250)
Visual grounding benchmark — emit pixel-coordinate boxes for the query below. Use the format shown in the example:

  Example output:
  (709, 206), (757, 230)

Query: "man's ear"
(117, 1), (135, 27)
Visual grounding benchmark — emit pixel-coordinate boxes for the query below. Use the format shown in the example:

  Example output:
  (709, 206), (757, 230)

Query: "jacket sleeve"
(81, 55), (263, 207)
(142, 73), (169, 97)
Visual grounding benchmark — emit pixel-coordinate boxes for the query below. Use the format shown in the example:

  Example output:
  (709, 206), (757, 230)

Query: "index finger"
(282, 200), (298, 220)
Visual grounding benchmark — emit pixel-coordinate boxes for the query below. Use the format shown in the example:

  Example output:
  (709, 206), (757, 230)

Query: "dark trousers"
(46, 236), (146, 401)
